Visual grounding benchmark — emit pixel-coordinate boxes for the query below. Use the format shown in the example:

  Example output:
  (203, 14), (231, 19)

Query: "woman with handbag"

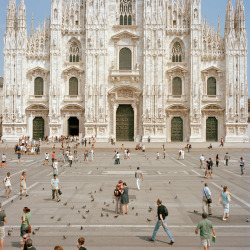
(20, 207), (31, 236)
(217, 186), (231, 221)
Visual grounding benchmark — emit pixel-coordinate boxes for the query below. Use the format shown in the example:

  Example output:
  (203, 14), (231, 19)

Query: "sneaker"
(168, 241), (174, 245)
(148, 237), (155, 242)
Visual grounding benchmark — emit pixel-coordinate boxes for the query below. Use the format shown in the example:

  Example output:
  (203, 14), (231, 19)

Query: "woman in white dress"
(20, 172), (28, 197)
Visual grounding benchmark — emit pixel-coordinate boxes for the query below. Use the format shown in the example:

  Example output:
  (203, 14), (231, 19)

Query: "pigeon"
(63, 235), (66, 240)
(132, 207), (134, 210)
(57, 218), (61, 221)
(8, 231), (11, 236)
(91, 198), (94, 202)
(68, 223), (70, 227)
(82, 205), (86, 209)
(149, 187), (152, 191)
(100, 188), (103, 192)
(114, 215), (119, 218)
(101, 213), (104, 217)
(11, 200), (13, 203)
(95, 191), (96, 193)
(71, 206), (74, 210)
(106, 213), (109, 217)
(175, 195), (178, 199)
(35, 227), (40, 231)
(246, 218), (249, 222)
(75, 187), (78, 190)
(42, 188), (45, 190)
(91, 195), (94, 198)
(169, 181), (171, 184)
(88, 192), (92, 195)
(63, 202), (67, 206)
(106, 204), (110, 207)
(50, 216), (54, 219)
(80, 226), (83, 230)
(78, 210), (81, 214)
(102, 208), (105, 211)
(86, 210), (90, 213)
(20, 197), (22, 200)
(149, 206), (153, 210)
(136, 213), (138, 216)
(194, 210), (198, 214)
(104, 202), (106, 205)
(82, 215), (86, 219)
(32, 231), (36, 235)
(147, 218), (152, 222)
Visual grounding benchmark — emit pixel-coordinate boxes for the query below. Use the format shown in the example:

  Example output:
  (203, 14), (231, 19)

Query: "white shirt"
(53, 162), (58, 169)
(4, 176), (11, 186)
(200, 156), (205, 161)
(68, 155), (73, 161)
(45, 154), (49, 160)
(2, 155), (6, 162)
(135, 170), (142, 179)
(116, 153), (120, 159)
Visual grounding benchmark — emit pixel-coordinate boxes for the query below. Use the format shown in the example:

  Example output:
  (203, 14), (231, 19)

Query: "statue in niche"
(146, 108), (150, 118)
(158, 38), (161, 48)
(100, 38), (104, 47)
(111, 61), (114, 69)
(147, 37), (151, 49)
(135, 63), (139, 70)
(54, 9), (58, 20)
(194, 9), (198, 19)
(194, 37), (198, 48)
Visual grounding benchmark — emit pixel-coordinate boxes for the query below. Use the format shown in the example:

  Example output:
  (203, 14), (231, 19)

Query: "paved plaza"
(0, 142), (250, 250)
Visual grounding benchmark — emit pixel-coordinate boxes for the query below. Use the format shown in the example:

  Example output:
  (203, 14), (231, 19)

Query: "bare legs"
(122, 204), (128, 215)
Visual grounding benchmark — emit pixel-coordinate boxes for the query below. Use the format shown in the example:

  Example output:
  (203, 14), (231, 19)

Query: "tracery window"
(171, 42), (183, 62)
(172, 77), (182, 95)
(69, 77), (78, 95)
(120, 0), (132, 25)
(207, 77), (216, 96)
(34, 77), (44, 96)
(119, 48), (132, 70)
(69, 41), (80, 63)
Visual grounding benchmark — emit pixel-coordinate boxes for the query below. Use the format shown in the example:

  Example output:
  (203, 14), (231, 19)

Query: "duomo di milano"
(2, 0), (249, 142)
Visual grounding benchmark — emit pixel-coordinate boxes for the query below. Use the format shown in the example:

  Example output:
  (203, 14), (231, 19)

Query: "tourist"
(224, 153), (230, 166)
(90, 149), (94, 161)
(84, 150), (89, 164)
(18, 150), (22, 164)
(115, 152), (120, 164)
(135, 167), (143, 191)
(52, 159), (58, 175)
(202, 183), (212, 215)
(148, 199), (174, 245)
(51, 174), (60, 202)
(0, 203), (7, 250)
(181, 150), (185, 160)
(200, 154), (205, 169)
(239, 157), (245, 175)
(127, 149), (131, 159)
(74, 148), (78, 160)
(84, 138), (87, 147)
(219, 138), (224, 147)
(20, 172), (28, 197)
(205, 160), (212, 179)
(142, 144), (146, 156)
(215, 154), (220, 167)
(25, 239), (36, 250)
(148, 136), (151, 142)
(217, 186), (231, 221)
(68, 153), (74, 167)
(178, 150), (182, 160)
(1, 154), (6, 168)
(20, 233), (29, 250)
(77, 237), (87, 250)
(163, 149), (166, 159)
(156, 152), (160, 160)
(45, 152), (49, 166)
(195, 213), (216, 250)
(20, 207), (31, 237)
(121, 182), (129, 215)
(52, 151), (56, 164)
(3, 173), (12, 199)
(114, 180), (123, 214)
(54, 246), (63, 250)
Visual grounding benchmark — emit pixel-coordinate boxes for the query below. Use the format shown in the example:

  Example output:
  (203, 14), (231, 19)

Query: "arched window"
(172, 77), (182, 95)
(120, 0), (132, 25)
(207, 77), (216, 95)
(34, 77), (44, 96)
(171, 42), (183, 62)
(119, 48), (132, 70)
(69, 41), (80, 62)
(69, 77), (78, 95)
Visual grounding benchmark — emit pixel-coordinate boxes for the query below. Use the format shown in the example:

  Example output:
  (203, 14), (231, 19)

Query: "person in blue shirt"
(51, 174), (60, 202)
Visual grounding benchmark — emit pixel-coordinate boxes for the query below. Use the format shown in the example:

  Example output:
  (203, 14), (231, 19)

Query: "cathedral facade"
(2, 0), (249, 142)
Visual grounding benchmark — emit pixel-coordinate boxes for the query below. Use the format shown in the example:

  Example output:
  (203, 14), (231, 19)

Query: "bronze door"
(68, 117), (79, 136)
(171, 117), (183, 141)
(33, 117), (44, 140)
(206, 117), (218, 141)
(116, 105), (134, 141)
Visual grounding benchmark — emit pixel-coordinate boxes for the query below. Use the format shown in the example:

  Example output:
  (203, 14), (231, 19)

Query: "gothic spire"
(6, 0), (17, 29)
(234, 0), (246, 35)
(18, 0), (27, 29)
(225, 0), (234, 36)
(30, 13), (34, 36)
(217, 15), (221, 38)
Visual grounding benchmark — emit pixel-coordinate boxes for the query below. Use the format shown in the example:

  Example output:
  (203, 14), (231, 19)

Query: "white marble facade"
(2, 0), (249, 142)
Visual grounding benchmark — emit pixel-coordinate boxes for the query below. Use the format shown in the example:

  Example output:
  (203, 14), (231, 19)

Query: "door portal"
(116, 105), (134, 141)
(206, 117), (218, 141)
(171, 117), (183, 141)
(68, 117), (79, 136)
(33, 117), (44, 140)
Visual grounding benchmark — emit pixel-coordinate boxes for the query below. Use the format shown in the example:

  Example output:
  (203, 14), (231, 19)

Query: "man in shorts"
(135, 167), (143, 191)
(3, 173), (12, 199)
(195, 213), (216, 250)
(0, 203), (7, 250)
(1, 154), (6, 168)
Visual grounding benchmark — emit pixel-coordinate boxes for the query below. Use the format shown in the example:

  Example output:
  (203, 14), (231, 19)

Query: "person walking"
(90, 149), (94, 161)
(17, 150), (22, 164)
(121, 182), (129, 215)
(217, 186), (231, 221)
(0, 203), (7, 250)
(77, 237), (87, 250)
(148, 136), (151, 143)
(52, 159), (59, 175)
(224, 153), (230, 166)
(3, 173), (12, 199)
(135, 167), (143, 191)
(20, 172), (28, 197)
(20, 207), (31, 237)
(163, 149), (166, 159)
(215, 154), (220, 167)
(51, 151), (56, 164)
(202, 183), (212, 215)
(115, 152), (120, 164)
(200, 154), (205, 169)
(239, 157), (245, 175)
(68, 153), (74, 167)
(51, 174), (60, 202)
(45, 152), (49, 166)
(114, 180), (123, 214)
(148, 199), (174, 245)
(205, 161), (212, 179)
(1, 154), (6, 168)
(156, 152), (160, 160)
(195, 213), (216, 250)
(219, 138), (224, 147)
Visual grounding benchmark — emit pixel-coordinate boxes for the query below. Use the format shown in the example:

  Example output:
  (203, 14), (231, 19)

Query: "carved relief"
(117, 89), (133, 98)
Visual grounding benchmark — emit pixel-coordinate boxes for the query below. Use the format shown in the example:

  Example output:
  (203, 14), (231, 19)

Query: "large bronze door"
(116, 105), (134, 141)
(171, 117), (183, 141)
(206, 117), (218, 141)
(33, 117), (44, 140)
(68, 117), (79, 136)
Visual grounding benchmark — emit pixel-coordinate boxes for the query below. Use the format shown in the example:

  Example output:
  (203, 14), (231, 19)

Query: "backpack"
(163, 205), (168, 217)
(114, 188), (121, 197)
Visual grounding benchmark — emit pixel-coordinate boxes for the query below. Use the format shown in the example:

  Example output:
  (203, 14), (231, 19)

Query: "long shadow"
(187, 211), (222, 220)
(137, 236), (168, 244)
(101, 208), (117, 214)
(11, 242), (20, 248)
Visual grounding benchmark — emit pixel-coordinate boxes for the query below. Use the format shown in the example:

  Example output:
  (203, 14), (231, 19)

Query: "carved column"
(113, 104), (118, 138)
(132, 103), (137, 141)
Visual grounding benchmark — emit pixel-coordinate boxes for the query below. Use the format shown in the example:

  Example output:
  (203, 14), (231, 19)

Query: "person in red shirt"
(52, 152), (56, 164)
